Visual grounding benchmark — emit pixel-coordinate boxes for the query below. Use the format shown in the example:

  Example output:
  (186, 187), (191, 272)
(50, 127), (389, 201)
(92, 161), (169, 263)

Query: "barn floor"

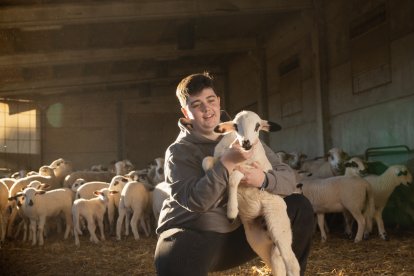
(1, 227), (413, 275)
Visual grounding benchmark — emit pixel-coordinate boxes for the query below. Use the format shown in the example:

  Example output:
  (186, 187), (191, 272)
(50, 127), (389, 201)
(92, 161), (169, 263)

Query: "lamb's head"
(109, 175), (129, 191)
(71, 178), (86, 192)
(22, 187), (45, 207)
(38, 165), (55, 177)
(214, 110), (281, 151)
(326, 147), (349, 174)
(344, 157), (368, 176)
(389, 165), (412, 186)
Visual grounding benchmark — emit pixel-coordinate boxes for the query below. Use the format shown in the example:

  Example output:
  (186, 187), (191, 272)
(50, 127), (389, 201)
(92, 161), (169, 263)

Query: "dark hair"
(176, 72), (215, 107)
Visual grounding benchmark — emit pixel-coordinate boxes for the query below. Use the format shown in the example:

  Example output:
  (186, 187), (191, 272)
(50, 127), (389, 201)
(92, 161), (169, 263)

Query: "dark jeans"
(154, 194), (315, 276)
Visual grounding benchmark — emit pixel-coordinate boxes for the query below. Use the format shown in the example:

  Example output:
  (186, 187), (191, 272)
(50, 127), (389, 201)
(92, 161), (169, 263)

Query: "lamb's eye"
(254, 123), (260, 132)
(234, 124), (238, 131)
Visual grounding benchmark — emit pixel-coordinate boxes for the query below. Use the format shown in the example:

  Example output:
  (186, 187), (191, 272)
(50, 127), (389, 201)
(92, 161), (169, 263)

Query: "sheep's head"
(109, 175), (129, 191)
(344, 157), (368, 176)
(38, 165), (55, 177)
(214, 110), (281, 151)
(326, 147), (349, 174)
(71, 178), (86, 192)
(390, 165), (412, 186)
(22, 187), (46, 207)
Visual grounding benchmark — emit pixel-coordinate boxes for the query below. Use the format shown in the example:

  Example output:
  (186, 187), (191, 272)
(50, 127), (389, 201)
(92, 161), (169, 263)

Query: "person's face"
(181, 87), (221, 137)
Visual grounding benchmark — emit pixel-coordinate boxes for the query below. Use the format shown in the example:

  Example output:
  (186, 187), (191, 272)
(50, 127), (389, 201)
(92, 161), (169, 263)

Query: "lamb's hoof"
(344, 232), (353, 240)
(227, 218), (236, 224)
(363, 233), (370, 240)
(381, 233), (389, 241)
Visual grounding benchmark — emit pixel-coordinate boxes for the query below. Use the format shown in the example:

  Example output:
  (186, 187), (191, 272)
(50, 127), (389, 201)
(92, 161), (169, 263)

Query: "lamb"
(111, 181), (152, 241)
(49, 158), (73, 186)
(7, 165), (60, 237)
(363, 165), (412, 240)
(72, 179), (109, 200)
(202, 110), (300, 276)
(63, 171), (115, 188)
(72, 188), (110, 246)
(14, 187), (73, 246)
(300, 161), (375, 243)
(300, 148), (349, 178)
(0, 181), (9, 245)
(107, 175), (130, 233)
(114, 159), (135, 175)
(152, 181), (171, 225)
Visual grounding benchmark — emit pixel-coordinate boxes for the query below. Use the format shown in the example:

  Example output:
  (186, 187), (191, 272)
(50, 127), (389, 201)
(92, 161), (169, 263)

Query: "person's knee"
(286, 194), (315, 228)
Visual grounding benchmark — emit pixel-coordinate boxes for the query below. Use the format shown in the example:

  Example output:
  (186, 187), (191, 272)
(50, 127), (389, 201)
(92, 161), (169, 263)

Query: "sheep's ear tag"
(261, 120), (282, 132)
(214, 121), (236, 134)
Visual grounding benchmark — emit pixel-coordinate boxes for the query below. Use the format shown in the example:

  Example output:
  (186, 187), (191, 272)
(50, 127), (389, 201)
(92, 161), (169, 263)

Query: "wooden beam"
(0, 0), (312, 28)
(0, 65), (223, 96)
(0, 38), (256, 67)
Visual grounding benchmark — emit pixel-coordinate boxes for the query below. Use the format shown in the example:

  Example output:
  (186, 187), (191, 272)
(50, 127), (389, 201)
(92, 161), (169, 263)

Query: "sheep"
(300, 162), (375, 243)
(63, 170), (115, 188)
(14, 187), (73, 246)
(363, 165), (413, 240)
(72, 179), (109, 200)
(0, 181), (9, 245)
(111, 181), (152, 241)
(202, 110), (300, 276)
(114, 159), (134, 176)
(152, 181), (171, 226)
(7, 165), (60, 237)
(49, 158), (73, 186)
(107, 175), (130, 234)
(276, 151), (308, 170)
(72, 188), (110, 246)
(300, 148), (349, 178)
(0, 178), (15, 190)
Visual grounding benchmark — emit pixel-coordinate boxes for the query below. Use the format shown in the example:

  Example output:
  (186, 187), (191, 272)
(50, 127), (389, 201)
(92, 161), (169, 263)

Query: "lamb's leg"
(30, 219), (37, 246)
(97, 215), (105, 241)
(116, 205), (126, 240)
(342, 210), (354, 239)
(317, 213), (327, 242)
(374, 208), (388, 240)
(263, 197), (300, 276)
(348, 209), (365, 243)
(227, 170), (244, 221)
(37, 216), (46, 246)
(6, 207), (18, 237)
(63, 210), (72, 239)
(87, 219), (99, 243)
(130, 210), (142, 240)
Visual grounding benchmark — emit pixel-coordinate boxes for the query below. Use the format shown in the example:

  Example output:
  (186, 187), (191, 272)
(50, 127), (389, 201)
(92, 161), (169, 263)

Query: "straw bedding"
(1, 227), (413, 275)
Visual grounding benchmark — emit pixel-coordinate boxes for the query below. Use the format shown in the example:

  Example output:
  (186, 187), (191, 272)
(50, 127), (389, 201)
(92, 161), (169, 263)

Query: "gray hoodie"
(156, 117), (298, 234)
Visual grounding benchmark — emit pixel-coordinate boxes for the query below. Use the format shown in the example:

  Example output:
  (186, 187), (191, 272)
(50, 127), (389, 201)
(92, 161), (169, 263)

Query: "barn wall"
(227, 0), (414, 158)
(40, 85), (179, 171)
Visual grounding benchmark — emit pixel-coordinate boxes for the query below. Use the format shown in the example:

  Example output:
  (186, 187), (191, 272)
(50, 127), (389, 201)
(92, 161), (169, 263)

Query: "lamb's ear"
(35, 190), (46, 195)
(109, 190), (119, 195)
(93, 190), (102, 196)
(260, 120), (282, 132)
(214, 121), (237, 134)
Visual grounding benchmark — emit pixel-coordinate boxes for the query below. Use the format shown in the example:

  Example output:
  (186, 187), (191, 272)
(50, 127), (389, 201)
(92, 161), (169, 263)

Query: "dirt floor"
(1, 227), (414, 276)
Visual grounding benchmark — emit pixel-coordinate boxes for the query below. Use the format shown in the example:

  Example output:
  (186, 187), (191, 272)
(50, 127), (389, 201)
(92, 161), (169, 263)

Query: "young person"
(154, 72), (315, 276)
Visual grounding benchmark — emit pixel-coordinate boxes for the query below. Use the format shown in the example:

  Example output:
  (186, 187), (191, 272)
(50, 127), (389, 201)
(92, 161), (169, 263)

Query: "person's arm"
(262, 143), (298, 195)
(165, 143), (229, 212)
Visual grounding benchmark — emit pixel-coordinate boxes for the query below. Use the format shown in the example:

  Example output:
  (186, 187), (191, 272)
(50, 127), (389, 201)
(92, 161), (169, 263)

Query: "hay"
(1, 228), (413, 275)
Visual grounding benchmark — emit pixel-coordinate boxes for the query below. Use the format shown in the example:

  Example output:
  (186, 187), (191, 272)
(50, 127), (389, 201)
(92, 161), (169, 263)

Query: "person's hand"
(220, 140), (254, 173)
(238, 162), (266, 188)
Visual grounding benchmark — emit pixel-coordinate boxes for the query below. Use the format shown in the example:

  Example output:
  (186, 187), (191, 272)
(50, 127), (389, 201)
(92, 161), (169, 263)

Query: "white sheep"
(63, 171), (115, 188)
(0, 181), (9, 245)
(49, 158), (73, 186)
(152, 181), (171, 226)
(72, 180), (109, 200)
(107, 175), (130, 234)
(72, 188), (110, 246)
(114, 159), (135, 176)
(203, 110), (300, 276)
(17, 187), (73, 246)
(111, 181), (152, 241)
(364, 165), (413, 240)
(7, 165), (60, 237)
(300, 162), (375, 243)
(300, 148), (349, 178)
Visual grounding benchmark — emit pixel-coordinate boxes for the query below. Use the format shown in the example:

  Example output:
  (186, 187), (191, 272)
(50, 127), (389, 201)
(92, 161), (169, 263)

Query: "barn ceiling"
(0, 0), (312, 101)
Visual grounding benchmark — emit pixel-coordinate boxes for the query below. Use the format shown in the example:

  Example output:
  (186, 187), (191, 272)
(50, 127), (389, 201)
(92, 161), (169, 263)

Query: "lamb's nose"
(242, 140), (251, 150)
